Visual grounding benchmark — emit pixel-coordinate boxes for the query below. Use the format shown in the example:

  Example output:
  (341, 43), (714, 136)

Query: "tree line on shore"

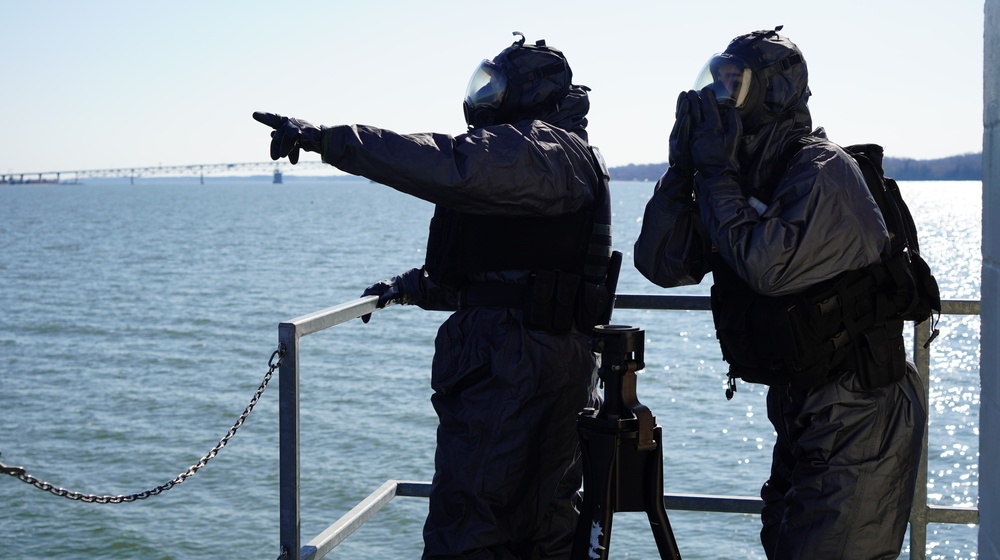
(609, 152), (983, 182)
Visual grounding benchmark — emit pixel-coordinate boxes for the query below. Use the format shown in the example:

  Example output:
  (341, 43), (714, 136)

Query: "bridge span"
(1, 160), (334, 185)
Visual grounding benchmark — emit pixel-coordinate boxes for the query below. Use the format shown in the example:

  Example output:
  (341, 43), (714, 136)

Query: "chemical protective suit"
(254, 33), (610, 560)
(634, 28), (925, 559)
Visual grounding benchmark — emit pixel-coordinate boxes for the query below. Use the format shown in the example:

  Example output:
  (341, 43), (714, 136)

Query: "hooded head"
(464, 32), (575, 129)
(694, 26), (810, 133)
(696, 27), (814, 195)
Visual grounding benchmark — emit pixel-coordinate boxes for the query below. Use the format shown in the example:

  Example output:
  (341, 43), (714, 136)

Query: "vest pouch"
(782, 267), (884, 388)
(906, 251), (941, 324)
(854, 319), (906, 390)
(711, 283), (796, 386)
(527, 270), (557, 331)
(553, 271), (580, 333)
(767, 297), (842, 389)
(881, 251), (920, 319)
(526, 271), (579, 333)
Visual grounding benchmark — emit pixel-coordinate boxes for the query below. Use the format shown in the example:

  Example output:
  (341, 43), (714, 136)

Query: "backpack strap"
(845, 143), (942, 343)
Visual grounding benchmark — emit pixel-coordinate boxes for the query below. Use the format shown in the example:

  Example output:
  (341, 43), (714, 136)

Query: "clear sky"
(1, 0), (985, 174)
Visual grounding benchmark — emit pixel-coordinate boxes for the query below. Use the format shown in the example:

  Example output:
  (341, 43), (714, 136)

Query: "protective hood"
(720, 27), (814, 196)
(535, 83), (591, 138)
(464, 33), (576, 129)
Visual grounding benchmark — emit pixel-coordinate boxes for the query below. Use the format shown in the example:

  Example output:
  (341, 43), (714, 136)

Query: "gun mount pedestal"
(571, 325), (681, 560)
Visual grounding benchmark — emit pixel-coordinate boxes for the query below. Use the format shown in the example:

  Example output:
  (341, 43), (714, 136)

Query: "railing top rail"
(280, 296), (379, 338)
(614, 295), (979, 315)
(278, 295), (980, 340)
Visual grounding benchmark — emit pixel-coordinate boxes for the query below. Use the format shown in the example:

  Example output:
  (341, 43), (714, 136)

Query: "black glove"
(689, 88), (742, 180)
(360, 268), (424, 323)
(252, 111), (325, 165)
(668, 91), (695, 176)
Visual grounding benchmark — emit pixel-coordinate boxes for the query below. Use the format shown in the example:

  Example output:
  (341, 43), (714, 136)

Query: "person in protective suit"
(254, 32), (613, 560)
(633, 28), (926, 559)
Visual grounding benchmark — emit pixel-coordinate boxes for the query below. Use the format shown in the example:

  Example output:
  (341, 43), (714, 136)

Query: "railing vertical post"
(279, 323), (301, 559)
(909, 319), (932, 560)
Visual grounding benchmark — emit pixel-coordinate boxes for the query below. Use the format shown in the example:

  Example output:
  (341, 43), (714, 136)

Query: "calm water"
(0, 176), (981, 559)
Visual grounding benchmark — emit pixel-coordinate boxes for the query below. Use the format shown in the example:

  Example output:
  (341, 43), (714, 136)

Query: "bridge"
(0, 160), (335, 185)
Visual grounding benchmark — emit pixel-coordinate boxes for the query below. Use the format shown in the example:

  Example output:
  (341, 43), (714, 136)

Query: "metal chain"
(0, 345), (285, 504)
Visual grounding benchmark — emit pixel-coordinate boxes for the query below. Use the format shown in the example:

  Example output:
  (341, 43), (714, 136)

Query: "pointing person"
(255, 32), (615, 560)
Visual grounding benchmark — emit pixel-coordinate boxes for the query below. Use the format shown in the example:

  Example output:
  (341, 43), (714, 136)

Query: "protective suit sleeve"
(633, 167), (712, 287)
(697, 142), (888, 296)
(414, 271), (460, 312)
(319, 122), (597, 217)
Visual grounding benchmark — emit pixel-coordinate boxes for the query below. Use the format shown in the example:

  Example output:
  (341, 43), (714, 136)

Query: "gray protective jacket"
(634, 80), (923, 559)
(635, 28), (924, 558)
(634, 126), (889, 298)
(318, 86), (604, 559)
(320, 86), (599, 218)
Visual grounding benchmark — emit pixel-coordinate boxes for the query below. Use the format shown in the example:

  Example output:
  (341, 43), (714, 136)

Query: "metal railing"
(277, 295), (981, 560)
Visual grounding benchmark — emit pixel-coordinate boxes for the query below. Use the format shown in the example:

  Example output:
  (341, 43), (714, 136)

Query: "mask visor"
(694, 54), (753, 110)
(465, 59), (508, 111)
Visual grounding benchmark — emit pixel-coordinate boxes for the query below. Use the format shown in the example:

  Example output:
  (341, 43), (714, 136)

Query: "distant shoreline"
(609, 152), (984, 182)
(3, 152), (983, 185)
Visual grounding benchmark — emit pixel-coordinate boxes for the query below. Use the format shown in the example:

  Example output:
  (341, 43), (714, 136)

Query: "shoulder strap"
(845, 143), (926, 257)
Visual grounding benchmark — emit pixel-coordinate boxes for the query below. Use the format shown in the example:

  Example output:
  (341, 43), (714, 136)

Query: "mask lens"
(465, 60), (508, 110)
(694, 54), (753, 109)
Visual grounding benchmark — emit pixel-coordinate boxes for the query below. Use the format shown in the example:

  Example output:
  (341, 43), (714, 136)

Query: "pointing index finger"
(252, 111), (283, 129)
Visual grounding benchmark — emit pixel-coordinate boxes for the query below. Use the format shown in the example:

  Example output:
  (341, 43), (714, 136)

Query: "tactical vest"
(708, 135), (931, 392)
(710, 247), (909, 391)
(423, 147), (614, 333)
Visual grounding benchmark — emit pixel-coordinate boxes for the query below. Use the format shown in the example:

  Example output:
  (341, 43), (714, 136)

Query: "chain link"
(1, 345), (285, 504)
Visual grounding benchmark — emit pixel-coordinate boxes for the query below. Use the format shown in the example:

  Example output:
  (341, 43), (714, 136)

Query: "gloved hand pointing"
(252, 111), (325, 165)
(689, 88), (742, 180)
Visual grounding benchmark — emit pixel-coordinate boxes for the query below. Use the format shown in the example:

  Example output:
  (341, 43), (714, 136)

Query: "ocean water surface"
(0, 176), (980, 559)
